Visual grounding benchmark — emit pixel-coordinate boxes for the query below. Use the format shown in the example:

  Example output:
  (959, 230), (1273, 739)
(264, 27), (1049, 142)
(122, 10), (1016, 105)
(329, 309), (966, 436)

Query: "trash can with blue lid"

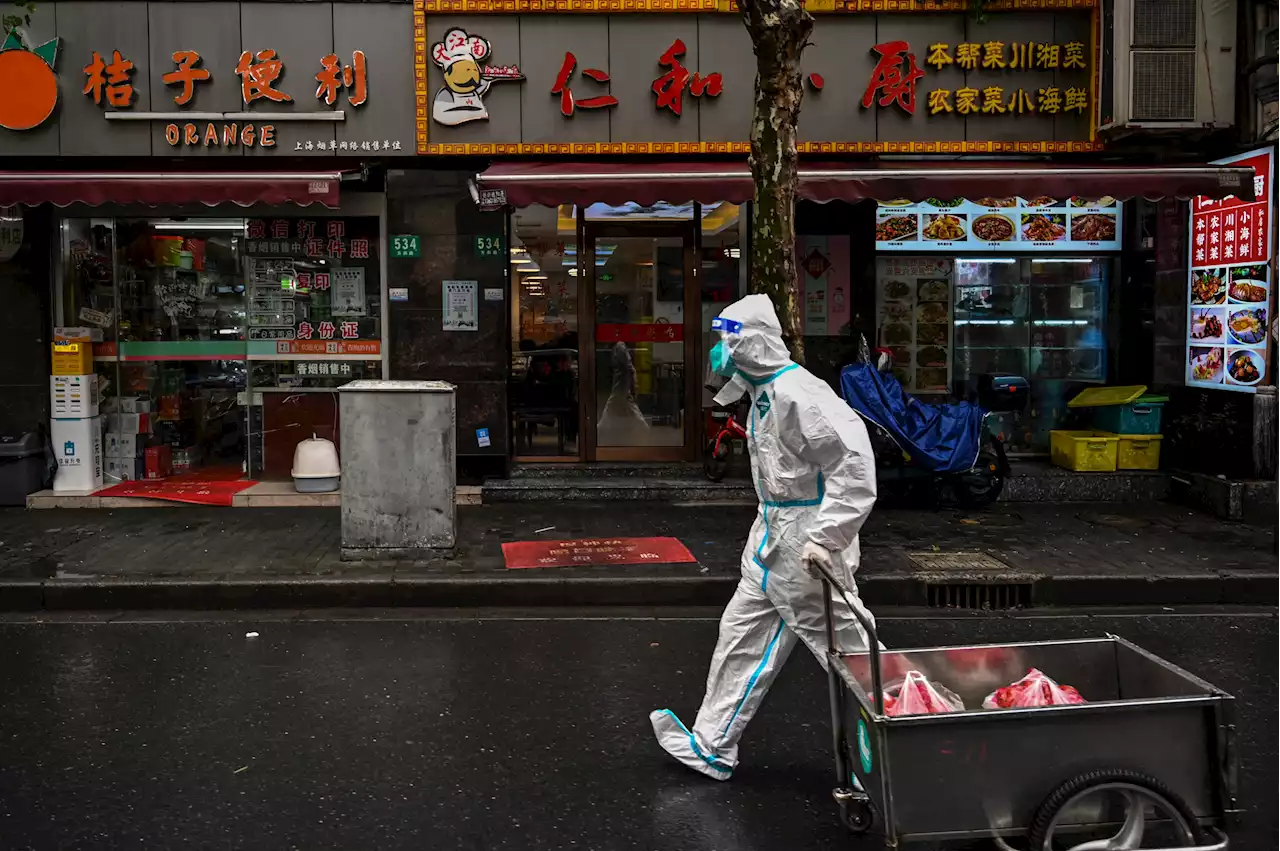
(0, 432), (48, 506)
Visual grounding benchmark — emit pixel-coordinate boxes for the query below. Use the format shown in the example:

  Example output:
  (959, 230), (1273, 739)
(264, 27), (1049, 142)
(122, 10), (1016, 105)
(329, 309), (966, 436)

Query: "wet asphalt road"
(0, 607), (1274, 851)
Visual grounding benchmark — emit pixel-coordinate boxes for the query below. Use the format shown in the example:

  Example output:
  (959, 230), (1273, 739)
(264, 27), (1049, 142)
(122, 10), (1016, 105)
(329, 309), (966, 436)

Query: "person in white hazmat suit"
(650, 293), (878, 781)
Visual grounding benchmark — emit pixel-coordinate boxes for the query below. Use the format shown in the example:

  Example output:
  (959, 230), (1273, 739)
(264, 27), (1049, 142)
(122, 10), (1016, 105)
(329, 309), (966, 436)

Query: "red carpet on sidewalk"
(502, 536), (697, 569)
(97, 469), (256, 507)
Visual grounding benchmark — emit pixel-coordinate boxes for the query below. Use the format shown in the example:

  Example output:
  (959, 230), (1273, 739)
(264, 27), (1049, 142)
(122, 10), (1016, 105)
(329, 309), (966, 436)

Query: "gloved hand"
(801, 541), (844, 589)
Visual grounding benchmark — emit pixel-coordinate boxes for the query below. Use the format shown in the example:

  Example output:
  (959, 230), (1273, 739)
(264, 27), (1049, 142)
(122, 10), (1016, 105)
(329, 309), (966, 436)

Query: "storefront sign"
(390, 235), (421, 258)
(876, 196), (1122, 252)
(416, 10), (1098, 155)
(0, 32), (60, 131)
(443, 280), (478, 331)
(596, 323), (683, 343)
(0, 2), (416, 156)
(1185, 148), (1274, 394)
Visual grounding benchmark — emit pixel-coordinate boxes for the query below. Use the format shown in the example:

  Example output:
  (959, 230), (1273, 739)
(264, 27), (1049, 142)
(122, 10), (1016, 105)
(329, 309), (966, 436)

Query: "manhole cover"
(907, 551), (1011, 571)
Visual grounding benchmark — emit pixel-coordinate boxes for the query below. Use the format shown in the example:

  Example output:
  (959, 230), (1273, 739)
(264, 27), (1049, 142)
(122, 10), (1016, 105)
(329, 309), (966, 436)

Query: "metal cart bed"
(820, 581), (1237, 850)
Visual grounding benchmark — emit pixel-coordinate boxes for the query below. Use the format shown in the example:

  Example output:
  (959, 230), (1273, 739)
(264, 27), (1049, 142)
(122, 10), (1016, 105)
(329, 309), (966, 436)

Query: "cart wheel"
(837, 791), (874, 835)
(1027, 769), (1205, 850)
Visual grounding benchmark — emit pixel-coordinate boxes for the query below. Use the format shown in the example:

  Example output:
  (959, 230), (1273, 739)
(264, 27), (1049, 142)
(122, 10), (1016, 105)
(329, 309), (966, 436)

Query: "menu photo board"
(875, 196), (1123, 253)
(874, 256), (955, 394)
(1186, 148), (1274, 394)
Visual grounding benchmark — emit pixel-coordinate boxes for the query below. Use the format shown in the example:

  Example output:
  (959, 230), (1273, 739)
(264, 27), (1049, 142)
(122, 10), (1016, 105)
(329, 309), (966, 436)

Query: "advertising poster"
(798, 236), (851, 336)
(1185, 148), (1273, 393)
(443, 280), (478, 331)
(874, 257), (955, 394)
(876, 197), (1122, 253)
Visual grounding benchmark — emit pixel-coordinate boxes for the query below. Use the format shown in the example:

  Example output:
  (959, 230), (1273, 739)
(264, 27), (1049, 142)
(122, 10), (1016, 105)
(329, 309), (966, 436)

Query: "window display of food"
(972, 214), (1015, 242)
(877, 198), (1122, 252)
(1191, 268), (1227, 305)
(1070, 213), (1117, 242)
(1189, 308), (1225, 342)
(1189, 346), (1224, 383)
(1228, 308), (1266, 345)
(875, 257), (954, 395)
(1022, 213), (1067, 242)
(875, 213), (917, 242)
(924, 214), (966, 241)
(1227, 350), (1263, 385)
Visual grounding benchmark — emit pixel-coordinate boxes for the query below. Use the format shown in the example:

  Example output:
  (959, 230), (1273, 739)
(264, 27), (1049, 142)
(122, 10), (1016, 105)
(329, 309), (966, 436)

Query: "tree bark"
(738, 0), (812, 364)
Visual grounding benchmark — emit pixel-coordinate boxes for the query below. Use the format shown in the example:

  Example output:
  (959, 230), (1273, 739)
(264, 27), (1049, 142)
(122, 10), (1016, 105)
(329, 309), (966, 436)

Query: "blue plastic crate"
(1091, 398), (1165, 436)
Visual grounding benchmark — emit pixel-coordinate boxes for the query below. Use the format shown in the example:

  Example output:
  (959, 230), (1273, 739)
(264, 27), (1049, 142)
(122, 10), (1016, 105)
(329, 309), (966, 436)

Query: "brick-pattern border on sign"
(412, 0), (1103, 155)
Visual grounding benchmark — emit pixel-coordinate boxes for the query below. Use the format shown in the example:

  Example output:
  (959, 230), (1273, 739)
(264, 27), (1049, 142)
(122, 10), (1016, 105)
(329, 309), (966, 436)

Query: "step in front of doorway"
(483, 476), (755, 503)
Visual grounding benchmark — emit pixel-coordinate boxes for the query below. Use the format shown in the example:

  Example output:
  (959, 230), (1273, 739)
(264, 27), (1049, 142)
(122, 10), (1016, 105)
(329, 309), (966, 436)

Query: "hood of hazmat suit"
(651, 293), (879, 781)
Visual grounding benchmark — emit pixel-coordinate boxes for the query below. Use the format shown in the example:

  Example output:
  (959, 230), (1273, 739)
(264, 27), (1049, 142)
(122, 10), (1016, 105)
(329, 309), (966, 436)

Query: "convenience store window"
(56, 215), (383, 482)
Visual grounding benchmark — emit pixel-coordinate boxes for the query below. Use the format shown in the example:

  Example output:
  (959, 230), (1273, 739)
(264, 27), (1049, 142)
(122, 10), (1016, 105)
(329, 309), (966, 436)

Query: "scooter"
(840, 349), (1027, 509)
(703, 399), (748, 483)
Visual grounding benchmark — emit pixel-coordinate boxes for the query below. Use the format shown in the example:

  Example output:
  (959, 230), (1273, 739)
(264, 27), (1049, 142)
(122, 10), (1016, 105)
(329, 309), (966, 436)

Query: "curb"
(0, 571), (1274, 611)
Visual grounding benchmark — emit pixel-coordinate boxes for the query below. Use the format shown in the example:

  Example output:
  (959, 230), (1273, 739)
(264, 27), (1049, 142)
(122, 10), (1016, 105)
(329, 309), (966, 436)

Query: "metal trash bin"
(0, 432), (48, 507)
(338, 380), (456, 559)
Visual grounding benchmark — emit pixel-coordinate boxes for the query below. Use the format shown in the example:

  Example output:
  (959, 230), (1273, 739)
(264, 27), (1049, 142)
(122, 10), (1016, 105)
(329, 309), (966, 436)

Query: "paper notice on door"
(443, 280), (478, 331)
(331, 268), (367, 317)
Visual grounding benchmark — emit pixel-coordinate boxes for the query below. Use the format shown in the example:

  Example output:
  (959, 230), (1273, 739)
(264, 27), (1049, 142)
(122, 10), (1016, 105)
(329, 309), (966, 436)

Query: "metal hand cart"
(819, 579), (1237, 850)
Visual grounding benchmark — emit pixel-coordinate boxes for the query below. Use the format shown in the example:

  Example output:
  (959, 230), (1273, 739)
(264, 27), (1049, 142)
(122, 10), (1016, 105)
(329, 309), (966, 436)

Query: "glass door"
(582, 224), (698, 461)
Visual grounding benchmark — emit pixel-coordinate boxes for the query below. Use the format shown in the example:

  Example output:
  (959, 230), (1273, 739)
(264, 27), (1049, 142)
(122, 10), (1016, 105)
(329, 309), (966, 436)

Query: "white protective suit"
(650, 294), (878, 780)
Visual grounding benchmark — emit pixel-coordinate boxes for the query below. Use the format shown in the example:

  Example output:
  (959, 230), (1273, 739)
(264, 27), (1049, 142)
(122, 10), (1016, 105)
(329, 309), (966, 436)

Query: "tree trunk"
(738, 0), (812, 365)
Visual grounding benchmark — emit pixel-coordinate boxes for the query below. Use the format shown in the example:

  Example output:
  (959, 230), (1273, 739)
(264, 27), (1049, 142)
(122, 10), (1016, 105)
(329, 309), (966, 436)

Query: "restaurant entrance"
(581, 221), (699, 461)
(508, 201), (744, 463)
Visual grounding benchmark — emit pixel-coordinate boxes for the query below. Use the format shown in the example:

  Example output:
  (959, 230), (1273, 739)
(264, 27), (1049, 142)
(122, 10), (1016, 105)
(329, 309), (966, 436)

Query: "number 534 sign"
(390, 234), (420, 258)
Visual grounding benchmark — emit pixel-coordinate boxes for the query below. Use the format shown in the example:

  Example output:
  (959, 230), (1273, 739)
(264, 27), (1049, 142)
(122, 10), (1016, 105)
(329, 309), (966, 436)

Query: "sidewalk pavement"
(0, 501), (1274, 611)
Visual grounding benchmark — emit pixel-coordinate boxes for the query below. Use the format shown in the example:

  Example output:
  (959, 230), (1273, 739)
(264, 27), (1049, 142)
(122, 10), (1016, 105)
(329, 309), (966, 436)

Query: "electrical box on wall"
(1100, 0), (1237, 131)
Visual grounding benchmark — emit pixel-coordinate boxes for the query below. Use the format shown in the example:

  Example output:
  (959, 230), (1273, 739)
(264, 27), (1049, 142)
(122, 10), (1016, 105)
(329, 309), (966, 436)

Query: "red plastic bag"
(882, 670), (965, 716)
(983, 668), (1087, 709)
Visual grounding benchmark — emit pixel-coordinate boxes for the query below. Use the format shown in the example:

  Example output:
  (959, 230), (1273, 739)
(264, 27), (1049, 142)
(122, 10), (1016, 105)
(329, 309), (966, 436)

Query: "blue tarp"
(839, 363), (983, 474)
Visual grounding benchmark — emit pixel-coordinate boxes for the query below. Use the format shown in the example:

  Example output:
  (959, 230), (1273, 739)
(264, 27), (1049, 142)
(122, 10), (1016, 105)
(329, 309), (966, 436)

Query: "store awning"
(0, 171), (343, 208)
(476, 161), (1257, 207)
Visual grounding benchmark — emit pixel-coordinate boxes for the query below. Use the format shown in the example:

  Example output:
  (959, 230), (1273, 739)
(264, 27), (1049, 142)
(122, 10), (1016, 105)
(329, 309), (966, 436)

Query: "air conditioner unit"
(1100, 0), (1237, 131)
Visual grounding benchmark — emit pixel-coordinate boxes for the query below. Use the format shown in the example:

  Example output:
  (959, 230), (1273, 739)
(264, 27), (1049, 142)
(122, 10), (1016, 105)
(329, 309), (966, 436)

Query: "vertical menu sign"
(1186, 149), (1274, 392)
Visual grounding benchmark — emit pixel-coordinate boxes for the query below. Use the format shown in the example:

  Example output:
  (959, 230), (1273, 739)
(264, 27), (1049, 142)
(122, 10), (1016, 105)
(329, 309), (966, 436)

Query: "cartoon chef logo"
(430, 28), (523, 127)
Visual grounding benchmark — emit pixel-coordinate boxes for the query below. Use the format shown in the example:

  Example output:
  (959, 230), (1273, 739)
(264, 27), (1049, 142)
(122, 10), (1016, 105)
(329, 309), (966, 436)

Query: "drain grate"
(907, 551), (1010, 572)
(926, 582), (1031, 610)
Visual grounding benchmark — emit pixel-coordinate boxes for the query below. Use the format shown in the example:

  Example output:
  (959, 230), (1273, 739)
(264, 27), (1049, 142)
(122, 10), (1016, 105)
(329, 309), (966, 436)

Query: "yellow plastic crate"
(1116, 434), (1163, 471)
(1050, 430), (1119, 472)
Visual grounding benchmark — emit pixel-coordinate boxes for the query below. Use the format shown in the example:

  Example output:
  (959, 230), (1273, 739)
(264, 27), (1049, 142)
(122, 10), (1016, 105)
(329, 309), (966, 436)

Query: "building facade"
(0, 0), (1268, 492)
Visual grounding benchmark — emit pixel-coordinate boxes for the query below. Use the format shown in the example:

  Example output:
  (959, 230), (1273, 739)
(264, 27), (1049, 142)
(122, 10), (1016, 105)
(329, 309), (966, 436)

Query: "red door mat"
(96, 476), (257, 507)
(502, 537), (697, 569)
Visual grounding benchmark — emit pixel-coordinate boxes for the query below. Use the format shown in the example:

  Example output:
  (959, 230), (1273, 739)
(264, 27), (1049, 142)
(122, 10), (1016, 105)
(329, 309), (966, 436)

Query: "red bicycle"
(703, 401), (748, 482)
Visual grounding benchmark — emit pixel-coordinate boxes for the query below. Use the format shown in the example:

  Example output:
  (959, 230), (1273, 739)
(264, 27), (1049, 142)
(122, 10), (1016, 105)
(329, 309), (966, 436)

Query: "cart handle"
(817, 563), (884, 716)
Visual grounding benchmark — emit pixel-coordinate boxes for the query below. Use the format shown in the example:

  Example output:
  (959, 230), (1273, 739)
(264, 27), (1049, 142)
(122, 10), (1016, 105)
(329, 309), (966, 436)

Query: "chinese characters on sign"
(863, 39), (1089, 117)
(1185, 148), (1274, 394)
(552, 52), (617, 117)
(651, 39), (722, 116)
(78, 46), (370, 149)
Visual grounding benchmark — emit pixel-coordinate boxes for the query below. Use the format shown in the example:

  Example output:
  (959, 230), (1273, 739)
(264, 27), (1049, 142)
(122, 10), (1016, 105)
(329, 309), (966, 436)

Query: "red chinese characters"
(1191, 150), (1273, 266)
(315, 51), (368, 107)
(236, 49), (292, 104)
(862, 40), (924, 115)
(83, 50), (135, 107)
(162, 51), (211, 106)
(551, 52), (617, 117)
(651, 39), (722, 116)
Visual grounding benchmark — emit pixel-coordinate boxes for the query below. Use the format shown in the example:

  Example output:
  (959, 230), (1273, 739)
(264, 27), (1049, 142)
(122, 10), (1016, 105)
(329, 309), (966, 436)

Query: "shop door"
(581, 223), (699, 462)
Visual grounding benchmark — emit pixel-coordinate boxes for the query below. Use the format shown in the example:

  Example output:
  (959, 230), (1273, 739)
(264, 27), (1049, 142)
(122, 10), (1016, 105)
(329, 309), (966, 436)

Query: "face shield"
(704, 316), (743, 393)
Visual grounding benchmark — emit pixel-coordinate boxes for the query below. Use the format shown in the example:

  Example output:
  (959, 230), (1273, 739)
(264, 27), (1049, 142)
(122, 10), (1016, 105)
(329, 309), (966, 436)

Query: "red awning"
(477, 161), (1257, 208)
(0, 171), (343, 208)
